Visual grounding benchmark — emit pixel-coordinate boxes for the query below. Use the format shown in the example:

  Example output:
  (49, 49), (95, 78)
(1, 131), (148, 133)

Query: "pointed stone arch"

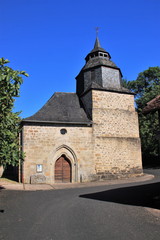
(52, 145), (78, 183)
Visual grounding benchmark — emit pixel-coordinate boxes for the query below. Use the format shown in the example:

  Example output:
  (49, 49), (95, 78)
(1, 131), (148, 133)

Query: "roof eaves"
(83, 63), (123, 77)
(21, 119), (92, 126)
(80, 86), (134, 97)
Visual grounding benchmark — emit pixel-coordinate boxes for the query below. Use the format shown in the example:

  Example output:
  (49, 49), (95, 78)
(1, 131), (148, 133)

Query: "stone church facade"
(21, 37), (143, 184)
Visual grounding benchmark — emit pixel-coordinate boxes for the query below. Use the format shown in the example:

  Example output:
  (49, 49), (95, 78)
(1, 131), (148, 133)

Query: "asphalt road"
(0, 169), (160, 240)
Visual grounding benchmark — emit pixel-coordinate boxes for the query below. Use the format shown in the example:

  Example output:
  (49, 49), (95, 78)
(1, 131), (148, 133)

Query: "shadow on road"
(80, 181), (160, 210)
(0, 186), (5, 191)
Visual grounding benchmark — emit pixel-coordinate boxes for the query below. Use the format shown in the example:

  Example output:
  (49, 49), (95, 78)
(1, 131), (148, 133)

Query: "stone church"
(21, 37), (143, 184)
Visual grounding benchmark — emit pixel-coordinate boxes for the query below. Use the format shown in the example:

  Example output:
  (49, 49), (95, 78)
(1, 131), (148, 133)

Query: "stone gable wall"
(22, 125), (94, 183)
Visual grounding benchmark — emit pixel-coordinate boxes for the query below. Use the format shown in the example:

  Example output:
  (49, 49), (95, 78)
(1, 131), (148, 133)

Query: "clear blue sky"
(1, 0), (160, 118)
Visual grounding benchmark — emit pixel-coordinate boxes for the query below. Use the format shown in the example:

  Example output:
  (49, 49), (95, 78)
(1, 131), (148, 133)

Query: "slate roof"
(83, 37), (121, 76)
(83, 57), (118, 70)
(81, 81), (134, 95)
(23, 92), (91, 125)
(90, 37), (108, 54)
(142, 95), (160, 114)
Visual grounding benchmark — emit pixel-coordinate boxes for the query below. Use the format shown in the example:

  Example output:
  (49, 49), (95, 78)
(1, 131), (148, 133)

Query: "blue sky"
(1, 0), (160, 118)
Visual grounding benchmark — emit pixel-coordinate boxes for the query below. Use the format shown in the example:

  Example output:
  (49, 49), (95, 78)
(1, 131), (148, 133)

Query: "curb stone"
(0, 174), (154, 191)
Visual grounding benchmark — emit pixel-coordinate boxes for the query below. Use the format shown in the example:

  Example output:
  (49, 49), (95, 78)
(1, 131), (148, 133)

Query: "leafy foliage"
(124, 67), (160, 164)
(0, 58), (28, 167)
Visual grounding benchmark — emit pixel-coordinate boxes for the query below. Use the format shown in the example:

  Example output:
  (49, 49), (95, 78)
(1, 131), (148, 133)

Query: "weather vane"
(95, 27), (100, 37)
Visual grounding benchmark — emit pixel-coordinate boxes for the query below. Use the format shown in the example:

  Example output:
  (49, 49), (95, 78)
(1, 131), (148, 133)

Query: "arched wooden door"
(55, 156), (71, 183)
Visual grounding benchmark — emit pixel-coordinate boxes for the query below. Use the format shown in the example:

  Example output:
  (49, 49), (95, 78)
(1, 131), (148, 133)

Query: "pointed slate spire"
(94, 36), (101, 49)
(89, 36), (107, 54)
(85, 36), (111, 60)
(76, 35), (126, 96)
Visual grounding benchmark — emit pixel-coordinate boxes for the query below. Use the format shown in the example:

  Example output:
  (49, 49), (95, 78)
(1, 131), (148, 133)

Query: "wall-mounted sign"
(36, 164), (43, 173)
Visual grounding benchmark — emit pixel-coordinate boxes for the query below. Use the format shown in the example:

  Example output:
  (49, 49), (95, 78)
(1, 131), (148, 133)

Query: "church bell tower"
(76, 37), (131, 119)
(76, 37), (129, 96)
(76, 37), (143, 180)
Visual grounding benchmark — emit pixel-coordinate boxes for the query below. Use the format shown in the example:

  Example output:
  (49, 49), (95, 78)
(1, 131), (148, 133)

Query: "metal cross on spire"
(95, 27), (100, 37)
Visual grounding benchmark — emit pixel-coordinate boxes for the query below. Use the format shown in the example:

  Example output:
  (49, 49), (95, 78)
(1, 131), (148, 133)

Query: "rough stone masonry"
(21, 37), (142, 184)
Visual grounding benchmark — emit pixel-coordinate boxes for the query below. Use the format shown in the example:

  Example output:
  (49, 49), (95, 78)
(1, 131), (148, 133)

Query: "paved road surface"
(0, 169), (160, 240)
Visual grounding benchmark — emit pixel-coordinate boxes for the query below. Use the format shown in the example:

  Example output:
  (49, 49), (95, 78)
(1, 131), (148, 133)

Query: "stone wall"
(92, 90), (142, 179)
(22, 125), (94, 183)
(22, 89), (143, 184)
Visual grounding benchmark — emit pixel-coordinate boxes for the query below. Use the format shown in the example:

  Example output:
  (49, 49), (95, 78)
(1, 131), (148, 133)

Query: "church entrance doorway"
(55, 155), (71, 183)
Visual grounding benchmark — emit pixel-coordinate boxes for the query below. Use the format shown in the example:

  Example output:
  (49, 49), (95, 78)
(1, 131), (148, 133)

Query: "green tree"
(0, 58), (28, 167)
(125, 67), (160, 164)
